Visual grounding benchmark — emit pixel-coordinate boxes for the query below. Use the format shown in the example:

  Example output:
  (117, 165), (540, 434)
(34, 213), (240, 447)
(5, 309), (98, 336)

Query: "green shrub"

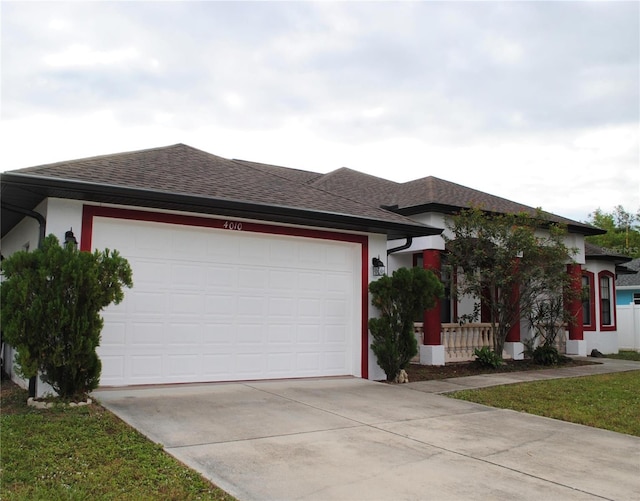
(1, 234), (132, 399)
(369, 267), (443, 381)
(531, 345), (563, 366)
(473, 346), (504, 368)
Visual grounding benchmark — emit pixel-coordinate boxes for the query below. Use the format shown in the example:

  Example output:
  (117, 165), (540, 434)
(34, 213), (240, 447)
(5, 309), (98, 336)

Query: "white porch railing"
(442, 323), (496, 362)
(413, 322), (568, 363)
(413, 322), (498, 363)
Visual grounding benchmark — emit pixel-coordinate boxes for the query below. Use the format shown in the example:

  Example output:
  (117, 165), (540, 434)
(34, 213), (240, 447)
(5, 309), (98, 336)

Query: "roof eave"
(395, 202), (605, 236)
(1, 173), (441, 240)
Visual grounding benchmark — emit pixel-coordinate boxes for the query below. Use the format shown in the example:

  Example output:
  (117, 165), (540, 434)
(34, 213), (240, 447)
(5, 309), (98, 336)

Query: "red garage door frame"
(81, 205), (370, 379)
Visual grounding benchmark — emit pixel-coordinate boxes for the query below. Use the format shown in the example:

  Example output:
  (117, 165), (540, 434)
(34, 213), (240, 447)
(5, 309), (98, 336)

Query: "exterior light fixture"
(64, 228), (78, 249)
(372, 256), (385, 276)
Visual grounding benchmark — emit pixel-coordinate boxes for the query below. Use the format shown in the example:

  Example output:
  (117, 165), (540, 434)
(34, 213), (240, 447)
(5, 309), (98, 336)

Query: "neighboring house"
(615, 257), (640, 351)
(581, 243), (633, 354)
(616, 257), (640, 306)
(0, 143), (620, 391)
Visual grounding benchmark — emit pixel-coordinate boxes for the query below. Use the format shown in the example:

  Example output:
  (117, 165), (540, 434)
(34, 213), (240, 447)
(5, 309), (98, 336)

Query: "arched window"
(598, 270), (616, 331)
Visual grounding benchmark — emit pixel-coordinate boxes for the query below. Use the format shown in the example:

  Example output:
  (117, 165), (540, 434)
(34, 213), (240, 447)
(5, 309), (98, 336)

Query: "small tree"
(369, 267), (443, 381)
(1, 234), (133, 400)
(445, 208), (576, 359)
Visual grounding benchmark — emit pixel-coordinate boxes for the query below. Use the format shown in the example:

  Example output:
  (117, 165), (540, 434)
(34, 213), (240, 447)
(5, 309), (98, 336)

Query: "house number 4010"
(223, 221), (243, 231)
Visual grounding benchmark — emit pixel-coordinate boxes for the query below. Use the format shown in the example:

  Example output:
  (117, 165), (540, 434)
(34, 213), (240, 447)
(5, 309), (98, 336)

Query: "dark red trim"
(81, 205), (370, 378)
(598, 270), (617, 332)
(361, 244), (369, 379)
(582, 271), (596, 332)
(422, 249), (442, 345)
(566, 264), (584, 340)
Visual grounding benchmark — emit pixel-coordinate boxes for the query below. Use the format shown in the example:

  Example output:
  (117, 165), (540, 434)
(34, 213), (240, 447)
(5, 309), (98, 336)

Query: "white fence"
(617, 303), (640, 351)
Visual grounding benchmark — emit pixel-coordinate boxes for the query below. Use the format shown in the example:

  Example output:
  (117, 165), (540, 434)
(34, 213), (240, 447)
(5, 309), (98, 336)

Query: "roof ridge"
(312, 167), (400, 187)
(230, 158), (323, 184)
(230, 162), (420, 225)
(10, 143), (195, 173)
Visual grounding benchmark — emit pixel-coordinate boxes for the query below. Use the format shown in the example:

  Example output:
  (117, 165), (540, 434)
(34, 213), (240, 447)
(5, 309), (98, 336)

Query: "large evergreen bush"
(368, 267), (443, 381)
(1, 234), (132, 399)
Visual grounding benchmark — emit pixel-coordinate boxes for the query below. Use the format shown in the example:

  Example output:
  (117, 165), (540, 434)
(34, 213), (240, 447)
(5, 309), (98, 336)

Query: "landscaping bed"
(404, 356), (599, 382)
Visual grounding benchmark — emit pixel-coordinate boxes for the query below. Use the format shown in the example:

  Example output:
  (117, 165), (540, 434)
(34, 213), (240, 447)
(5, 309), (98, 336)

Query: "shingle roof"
(584, 242), (631, 260)
(3, 144), (436, 236)
(2, 143), (603, 238)
(310, 168), (600, 233)
(616, 258), (640, 287)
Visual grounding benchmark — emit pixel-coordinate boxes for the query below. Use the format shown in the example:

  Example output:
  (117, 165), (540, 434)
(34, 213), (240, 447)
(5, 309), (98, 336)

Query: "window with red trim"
(598, 270), (616, 331)
(581, 272), (595, 331)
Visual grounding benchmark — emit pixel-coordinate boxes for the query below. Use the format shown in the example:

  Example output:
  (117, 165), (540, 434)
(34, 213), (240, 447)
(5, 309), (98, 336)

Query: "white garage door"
(93, 216), (362, 386)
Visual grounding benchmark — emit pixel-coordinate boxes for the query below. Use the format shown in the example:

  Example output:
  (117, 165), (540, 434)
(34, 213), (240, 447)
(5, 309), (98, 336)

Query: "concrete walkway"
(406, 356), (640, 393)
(93, 358), (640, 501)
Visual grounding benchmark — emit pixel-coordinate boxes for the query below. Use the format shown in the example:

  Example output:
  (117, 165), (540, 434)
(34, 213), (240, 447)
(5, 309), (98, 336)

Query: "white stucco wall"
(1, 201), (48, 390)
(583, 259), (619, 354)
(367, 232), (389, 381)
(45, 198), (84, 245)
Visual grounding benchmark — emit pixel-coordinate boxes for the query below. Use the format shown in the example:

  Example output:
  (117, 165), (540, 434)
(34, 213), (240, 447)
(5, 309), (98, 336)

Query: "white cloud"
(1, 0), (638, 225)
(43, 44), (140, 68)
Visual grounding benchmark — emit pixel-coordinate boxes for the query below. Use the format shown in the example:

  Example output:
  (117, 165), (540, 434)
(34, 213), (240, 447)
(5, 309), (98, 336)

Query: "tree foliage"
(585, 205), (640, 258)
(444, 208), (577, 358)
(1, 235), (133, 399)
(369, 267), (443, 381)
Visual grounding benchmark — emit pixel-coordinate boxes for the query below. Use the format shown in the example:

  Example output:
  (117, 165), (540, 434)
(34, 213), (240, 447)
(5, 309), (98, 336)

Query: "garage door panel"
(206, 266), (237, 288)
(101, 321), (127, 345)
(204, 295), (236, 315)
(202, 354), (233, 376)
(238, 267), (268, 288)
(131, 355), (162, 378)
(130, 322), (163, 345)
(93, 216), (360, 385)
(132, 291), (167, 313)
(100, 356), (125, 382)
(299, 272), (325, 290)
(268, 297), (296, 316)
(170, 293), (204, 314)
(135, 260), (169, 286)
(171, 264), (205, 289)
(297, 325), (321, 343)
(237, 296), (267, 316)
(168, 323), (201, 344)
(267, 330), (295, 345)
(168, 354), (200, 377)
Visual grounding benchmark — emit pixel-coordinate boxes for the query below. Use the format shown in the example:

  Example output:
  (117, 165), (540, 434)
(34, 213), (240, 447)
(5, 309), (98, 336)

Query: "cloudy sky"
(1, 1), (638, 224)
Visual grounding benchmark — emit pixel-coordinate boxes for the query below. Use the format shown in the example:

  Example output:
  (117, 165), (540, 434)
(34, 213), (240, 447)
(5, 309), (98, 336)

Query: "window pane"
(600, 276), (611, 325)
(582, 275), (591, 326)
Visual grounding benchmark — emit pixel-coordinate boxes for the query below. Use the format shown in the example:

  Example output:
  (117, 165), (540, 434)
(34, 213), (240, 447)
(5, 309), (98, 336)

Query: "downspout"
(387, 236), (413, 255)
(1, 202), (46, 397)
(1, 202), (46, 249)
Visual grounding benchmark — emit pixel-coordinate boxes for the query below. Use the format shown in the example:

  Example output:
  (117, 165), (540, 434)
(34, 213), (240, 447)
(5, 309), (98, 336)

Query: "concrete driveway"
(94, 377), (639, 501)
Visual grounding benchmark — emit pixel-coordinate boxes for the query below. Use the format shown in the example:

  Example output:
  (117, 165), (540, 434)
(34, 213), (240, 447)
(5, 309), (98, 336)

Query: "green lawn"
(451, 370), (640, 437)
(604, 350), (640, 361)
(1, 381), (236, 501)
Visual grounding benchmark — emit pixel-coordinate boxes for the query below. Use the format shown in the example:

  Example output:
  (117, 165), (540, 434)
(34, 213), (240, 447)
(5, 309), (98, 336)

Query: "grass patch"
(1, 380), (236, 501)
(451, 370), (640, 437)
(605, 350), (640, 361)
